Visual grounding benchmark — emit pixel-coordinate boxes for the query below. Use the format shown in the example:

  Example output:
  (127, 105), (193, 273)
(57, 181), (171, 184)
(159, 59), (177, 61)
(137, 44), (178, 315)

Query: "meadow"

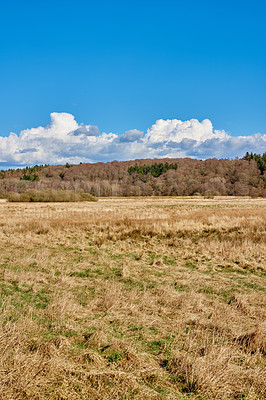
(0, 197), (265, 399)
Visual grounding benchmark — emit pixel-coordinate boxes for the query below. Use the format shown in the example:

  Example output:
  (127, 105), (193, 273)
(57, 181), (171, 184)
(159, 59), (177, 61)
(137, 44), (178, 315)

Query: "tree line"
(0, 154), (265, 198)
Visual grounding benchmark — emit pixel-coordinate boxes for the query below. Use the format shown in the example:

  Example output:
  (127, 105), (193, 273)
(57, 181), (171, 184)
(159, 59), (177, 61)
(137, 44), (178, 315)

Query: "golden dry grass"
(0, 197), (265, 399)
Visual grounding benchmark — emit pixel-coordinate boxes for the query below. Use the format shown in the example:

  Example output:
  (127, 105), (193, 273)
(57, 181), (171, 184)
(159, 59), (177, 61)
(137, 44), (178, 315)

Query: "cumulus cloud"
(0, 112), (265, 167)
(118, 129), (143, 142)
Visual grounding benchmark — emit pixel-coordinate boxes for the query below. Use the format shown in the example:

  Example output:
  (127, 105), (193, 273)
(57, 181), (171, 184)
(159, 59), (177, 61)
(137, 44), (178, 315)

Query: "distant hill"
(1, 155), (266, 197)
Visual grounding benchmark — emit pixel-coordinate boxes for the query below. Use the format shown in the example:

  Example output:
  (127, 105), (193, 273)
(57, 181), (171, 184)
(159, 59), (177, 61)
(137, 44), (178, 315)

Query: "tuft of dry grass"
(0, 196), (265, 399)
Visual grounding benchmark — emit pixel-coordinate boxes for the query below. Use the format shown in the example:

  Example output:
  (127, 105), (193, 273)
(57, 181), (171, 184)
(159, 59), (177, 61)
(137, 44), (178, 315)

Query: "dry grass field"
(0, 197), (265, 399)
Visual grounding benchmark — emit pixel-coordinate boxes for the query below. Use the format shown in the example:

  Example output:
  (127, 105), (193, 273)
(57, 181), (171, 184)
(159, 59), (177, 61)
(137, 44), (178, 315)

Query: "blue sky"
(0, 0), (265, 166)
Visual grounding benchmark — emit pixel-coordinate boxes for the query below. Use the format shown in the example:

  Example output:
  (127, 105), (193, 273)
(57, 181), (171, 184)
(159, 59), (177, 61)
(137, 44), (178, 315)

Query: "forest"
(0, 153), (265, 198)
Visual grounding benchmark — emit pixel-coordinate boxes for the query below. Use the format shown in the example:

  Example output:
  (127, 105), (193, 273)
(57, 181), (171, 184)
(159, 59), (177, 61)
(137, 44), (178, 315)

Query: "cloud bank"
(0, 112), (265, 167)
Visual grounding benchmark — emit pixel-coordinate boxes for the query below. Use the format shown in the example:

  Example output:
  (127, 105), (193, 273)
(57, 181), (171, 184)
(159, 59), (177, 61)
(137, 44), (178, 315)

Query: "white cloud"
(0, 112), (265, 167)
(145, 118), (222, 143)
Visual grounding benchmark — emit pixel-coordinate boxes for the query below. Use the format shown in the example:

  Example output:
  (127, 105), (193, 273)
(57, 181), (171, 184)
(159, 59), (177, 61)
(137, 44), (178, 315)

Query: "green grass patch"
(106, 351), (123, 364)
(0, 280), (50, 309)
(184, 262), (197, 270)
(147, 339), (165, 354)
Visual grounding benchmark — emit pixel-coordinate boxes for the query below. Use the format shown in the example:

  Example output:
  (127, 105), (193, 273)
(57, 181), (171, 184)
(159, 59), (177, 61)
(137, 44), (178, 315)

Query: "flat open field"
(0, 197), (265, 399)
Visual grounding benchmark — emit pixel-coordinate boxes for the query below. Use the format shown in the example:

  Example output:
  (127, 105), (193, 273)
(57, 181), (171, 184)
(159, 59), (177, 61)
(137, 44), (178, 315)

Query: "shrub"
(20, 173), (40, 181)
(204, 190), (220, 198)
(6, 189), (98, 202)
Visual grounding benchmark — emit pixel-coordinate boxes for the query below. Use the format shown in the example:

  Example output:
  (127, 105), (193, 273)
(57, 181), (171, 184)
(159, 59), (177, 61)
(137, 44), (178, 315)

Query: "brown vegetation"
(1, 157), (265, 197)
(0, 197), (265, 399)
(6, 189), (97, 202)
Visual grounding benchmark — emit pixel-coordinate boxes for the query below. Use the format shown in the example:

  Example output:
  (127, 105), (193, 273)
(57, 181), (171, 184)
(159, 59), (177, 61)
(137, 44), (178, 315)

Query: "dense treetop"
(244, 152), (266, 174)
(128, 162), (178, 177)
